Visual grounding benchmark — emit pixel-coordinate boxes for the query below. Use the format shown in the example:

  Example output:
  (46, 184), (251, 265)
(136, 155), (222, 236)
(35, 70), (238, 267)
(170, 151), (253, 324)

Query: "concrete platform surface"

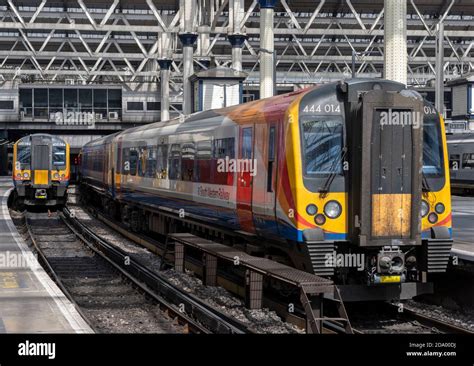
(0, 176), (92, 333)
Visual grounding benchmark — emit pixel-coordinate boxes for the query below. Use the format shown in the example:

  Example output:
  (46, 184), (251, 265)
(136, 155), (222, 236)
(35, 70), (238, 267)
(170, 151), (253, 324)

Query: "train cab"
(12, 134), (70, 207)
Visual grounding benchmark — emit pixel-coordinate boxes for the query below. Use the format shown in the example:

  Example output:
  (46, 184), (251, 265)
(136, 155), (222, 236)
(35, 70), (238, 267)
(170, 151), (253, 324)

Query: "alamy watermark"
(0, 251), (34, 268)
(54, 110), (95, 129)
(325, 251), (365, 271)
(217, 156), (257, 177)
(379, 109), (422, 129)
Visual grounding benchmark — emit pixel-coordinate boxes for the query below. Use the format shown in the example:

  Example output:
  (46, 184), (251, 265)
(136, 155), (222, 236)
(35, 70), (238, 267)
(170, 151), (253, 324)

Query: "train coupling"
(369, 246), (406, 284)
(35, 189), (47, 200)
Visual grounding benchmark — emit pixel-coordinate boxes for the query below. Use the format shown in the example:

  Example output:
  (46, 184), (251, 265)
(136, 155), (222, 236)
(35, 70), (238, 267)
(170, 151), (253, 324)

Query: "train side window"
(137, 147), (146, 177)
(145, 146), (157, 178)
(156, 145), (168, 179)
(450, 154), (460, 170)
(213, 137), (235, 185)
(195, 140), (212, 183)
(181, 142), (195, 181)
(267, 126), (276, 192)
(129, 149), (138, 176)
(462, 153), (474, 169)
(169, 144), (181, 180)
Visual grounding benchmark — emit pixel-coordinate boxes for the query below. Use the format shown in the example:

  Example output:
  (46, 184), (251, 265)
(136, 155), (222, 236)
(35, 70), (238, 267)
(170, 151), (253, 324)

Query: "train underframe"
(80, 183), (451, 302)
(13, 182), (68, 207)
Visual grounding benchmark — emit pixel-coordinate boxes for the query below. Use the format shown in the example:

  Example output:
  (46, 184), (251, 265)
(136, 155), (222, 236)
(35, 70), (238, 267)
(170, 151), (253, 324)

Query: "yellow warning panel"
(0, 272), (19, 289)
(34, 170), (49, 185)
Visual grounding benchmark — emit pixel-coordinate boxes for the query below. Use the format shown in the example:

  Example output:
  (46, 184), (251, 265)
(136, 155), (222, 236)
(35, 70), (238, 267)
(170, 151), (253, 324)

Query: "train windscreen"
(17, 143), (31, 170)
(52, 139), (67, 169)
(423, 116), (444, 177)
(301, 117), (343, 176)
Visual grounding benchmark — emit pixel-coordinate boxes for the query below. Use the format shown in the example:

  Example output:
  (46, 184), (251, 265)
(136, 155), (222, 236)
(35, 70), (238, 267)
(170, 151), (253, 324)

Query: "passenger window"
(129, 149), (138, 176)
(241, 129), (252, 159)
(181, 142), (195, 181)
(145, 146), (157, 178)
(195, 140), (212, 183)
(137, 147), (147, 177)
(214, 138), (235, 185)
(267, 126), (276, 192)
(462, 153), (474, 169)
(169, 144), (181, 180)
(156, 145), (168, 179)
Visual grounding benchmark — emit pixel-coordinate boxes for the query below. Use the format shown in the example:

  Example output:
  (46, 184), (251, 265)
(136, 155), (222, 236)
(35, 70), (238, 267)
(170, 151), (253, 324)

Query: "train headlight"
(435, 203), (445, 214)
(306, 204), (318, 216)
(16, 173), (21, 179)
(23, 172), (29, 179)
(314, 214), (326, 225)
(421, 200), (429, 217)
(53, 172), (60, 180)
(324, 201), (342, 219)
(428, 212), (438, 224)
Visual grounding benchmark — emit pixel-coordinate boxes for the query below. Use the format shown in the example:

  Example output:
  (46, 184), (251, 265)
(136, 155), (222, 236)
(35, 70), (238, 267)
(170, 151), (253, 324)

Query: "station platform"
(451, 195), (474, 262)
(0, 177), (92, 333)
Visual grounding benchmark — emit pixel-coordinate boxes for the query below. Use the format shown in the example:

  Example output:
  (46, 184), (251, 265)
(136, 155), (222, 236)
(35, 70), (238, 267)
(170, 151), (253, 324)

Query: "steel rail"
(62, 206), (253, 335)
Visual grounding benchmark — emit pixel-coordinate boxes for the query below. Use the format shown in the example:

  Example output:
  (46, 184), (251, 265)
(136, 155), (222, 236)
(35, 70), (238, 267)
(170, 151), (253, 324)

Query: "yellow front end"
(280, 98), (348, 241)
(12, 143), (31, 183)
(50, 143), (71, 183)
(421, 116), (452, 236)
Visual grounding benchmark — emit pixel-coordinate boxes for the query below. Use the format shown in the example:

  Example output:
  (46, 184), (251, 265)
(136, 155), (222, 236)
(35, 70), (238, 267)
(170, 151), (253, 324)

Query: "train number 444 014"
(302, 104), (341, 113)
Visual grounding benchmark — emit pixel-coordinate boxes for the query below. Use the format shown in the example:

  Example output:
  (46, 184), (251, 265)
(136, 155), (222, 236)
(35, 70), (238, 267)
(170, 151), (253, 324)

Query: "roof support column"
(384, 0), (407, 85)
(158, 60), (172, 121)
(228, 0), (246, 72)
(228, 35), (246, 72)
(435, 21), (445, 116)
(158, 32), (173, 121)
(197, 0), (211, 68)
(180, 0), (197, 115)
(259, 0), (277, 99)
(179, 33), (198, 115)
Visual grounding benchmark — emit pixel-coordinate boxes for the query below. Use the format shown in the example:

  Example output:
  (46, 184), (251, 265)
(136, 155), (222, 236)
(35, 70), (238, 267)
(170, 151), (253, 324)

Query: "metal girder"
(0, 20), (473, 38)
(0, 0), (471, 95)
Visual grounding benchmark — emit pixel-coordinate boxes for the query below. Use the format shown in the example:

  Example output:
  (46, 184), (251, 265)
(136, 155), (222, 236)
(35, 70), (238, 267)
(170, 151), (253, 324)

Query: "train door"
(371, 111), (413, 238)
(252, 123), (278, 237)
(104, 142), (109, 192)
(115, 137), (122, 195)
(236, 126), (256, 233)
(31, 135), (51, 187)
(357, 91), (423, 246)
(110, 143), (115, 198)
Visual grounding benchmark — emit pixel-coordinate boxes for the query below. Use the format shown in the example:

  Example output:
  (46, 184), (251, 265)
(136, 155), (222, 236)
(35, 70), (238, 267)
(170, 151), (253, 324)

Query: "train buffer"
(167, 233), (353, 334)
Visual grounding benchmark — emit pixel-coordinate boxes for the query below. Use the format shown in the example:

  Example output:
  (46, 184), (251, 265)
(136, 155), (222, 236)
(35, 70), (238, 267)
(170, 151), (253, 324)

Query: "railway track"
(391, 303), (474, 335)
(23, 209), (252, 334)
(70, 197), (474, 335)
(349, 302), (474, 334)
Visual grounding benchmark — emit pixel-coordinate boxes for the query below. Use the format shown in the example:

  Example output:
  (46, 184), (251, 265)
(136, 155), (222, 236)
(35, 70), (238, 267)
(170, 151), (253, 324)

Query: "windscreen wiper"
(422, 171), (431, 192)
(318, 146), (348, 197)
